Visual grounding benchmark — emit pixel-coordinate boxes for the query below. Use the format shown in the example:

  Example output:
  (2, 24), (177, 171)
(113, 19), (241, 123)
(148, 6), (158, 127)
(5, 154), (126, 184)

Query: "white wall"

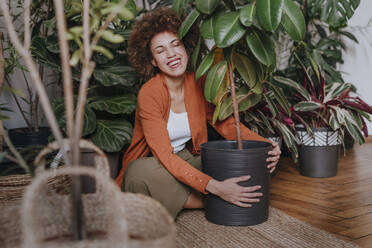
(339, 0), (372, 134)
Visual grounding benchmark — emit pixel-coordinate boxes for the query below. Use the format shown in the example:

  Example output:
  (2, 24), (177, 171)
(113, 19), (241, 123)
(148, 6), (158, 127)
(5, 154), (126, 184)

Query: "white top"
(166, 109), (192, 153)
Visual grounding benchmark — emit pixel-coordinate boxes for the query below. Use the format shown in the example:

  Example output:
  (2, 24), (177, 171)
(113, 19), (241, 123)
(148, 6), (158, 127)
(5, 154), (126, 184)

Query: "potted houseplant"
(178, 0), (305, 225)
(275, 63), (372, 178)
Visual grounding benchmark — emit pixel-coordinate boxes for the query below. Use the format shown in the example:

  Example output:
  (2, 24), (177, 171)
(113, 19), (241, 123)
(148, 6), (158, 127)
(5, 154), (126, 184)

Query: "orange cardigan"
(115, 72), (268, 193)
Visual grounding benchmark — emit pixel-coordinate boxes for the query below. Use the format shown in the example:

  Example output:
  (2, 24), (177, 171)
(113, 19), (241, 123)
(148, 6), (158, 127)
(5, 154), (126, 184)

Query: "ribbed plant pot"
(297, 127), (341, 178)
(8, 127), (50, 147)
(201, 140), (271, 226)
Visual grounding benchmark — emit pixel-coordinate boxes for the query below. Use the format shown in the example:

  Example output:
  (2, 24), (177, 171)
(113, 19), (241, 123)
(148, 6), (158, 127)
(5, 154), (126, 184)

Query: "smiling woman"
(115, 7), (281, 219)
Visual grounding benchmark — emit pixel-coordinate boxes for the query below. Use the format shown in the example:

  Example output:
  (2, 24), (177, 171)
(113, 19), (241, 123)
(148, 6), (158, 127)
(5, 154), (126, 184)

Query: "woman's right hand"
(205, 175), (262, 207)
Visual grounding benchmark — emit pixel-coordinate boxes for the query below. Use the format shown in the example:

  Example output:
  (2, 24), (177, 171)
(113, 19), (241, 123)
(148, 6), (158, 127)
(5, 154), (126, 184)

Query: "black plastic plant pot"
(296, 127), (341, 178)
(8, 127), (51, 148)
(201, 140), (272, 226)
(298, 145), (340, 178)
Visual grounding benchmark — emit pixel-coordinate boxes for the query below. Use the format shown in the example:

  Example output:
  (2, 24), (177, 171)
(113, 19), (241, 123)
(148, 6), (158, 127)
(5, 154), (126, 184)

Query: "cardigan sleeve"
(137, 86), (212, 194)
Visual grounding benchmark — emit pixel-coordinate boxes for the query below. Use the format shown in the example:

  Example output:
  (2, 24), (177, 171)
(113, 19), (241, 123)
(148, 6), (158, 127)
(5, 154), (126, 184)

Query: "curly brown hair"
(127, 7), (200, 79)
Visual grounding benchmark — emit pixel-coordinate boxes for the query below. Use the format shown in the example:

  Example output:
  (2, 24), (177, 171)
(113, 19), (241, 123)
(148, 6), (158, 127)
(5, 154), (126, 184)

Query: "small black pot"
(201, 140), (271, 226)
(297, 127), (340, 178)
(8, 127), (51, 148)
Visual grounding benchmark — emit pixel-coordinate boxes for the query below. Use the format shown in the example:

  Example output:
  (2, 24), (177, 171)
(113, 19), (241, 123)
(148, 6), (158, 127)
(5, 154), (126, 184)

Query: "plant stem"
(228, 62), (242, 149)
(0, 32), (4, 151)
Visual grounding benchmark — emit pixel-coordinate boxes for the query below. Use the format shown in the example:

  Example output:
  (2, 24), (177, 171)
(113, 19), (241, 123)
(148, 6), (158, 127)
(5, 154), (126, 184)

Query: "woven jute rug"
(176, 208), (359, 248)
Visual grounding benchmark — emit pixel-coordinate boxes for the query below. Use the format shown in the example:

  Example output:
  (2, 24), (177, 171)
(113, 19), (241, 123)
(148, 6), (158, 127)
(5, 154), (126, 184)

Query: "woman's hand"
(267, 142), (281, 173)
(205, 176), (262, 207)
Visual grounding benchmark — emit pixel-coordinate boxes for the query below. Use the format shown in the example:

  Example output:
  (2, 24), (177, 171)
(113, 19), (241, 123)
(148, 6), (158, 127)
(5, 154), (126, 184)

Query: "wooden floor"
(271, 137), (372, 247)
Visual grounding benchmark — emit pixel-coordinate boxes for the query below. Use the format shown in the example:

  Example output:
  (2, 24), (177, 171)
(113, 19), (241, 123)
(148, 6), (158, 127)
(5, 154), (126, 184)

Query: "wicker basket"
(0, 139), (109, 202)
(0, 166), (176, 248)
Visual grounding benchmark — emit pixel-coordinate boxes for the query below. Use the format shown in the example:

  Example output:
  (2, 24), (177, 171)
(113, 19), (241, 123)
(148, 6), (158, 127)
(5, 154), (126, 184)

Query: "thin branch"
(0, 0), (71, 166)
(0, 121), (30, 174)
(0, 32), (4, 151)
(23, 0), (31, 49)
(52, 0), (74, 141)
(5, 154), (18, 164)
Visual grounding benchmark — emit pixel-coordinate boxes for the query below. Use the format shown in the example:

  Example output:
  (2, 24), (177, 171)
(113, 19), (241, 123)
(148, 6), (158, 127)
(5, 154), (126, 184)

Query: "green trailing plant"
(176, 0), (306, 149)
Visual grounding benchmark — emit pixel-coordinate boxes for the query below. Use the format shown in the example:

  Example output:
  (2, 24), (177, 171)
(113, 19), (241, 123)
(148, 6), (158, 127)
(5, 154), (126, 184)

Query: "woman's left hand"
(267, 142), (281, 173)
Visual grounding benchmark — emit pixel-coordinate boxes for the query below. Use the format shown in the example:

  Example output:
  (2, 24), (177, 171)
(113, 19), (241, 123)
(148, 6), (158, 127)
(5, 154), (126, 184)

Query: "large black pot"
(201, 140), (271, 226)
(297, 127), (340, 178)
(8, 127), (51, 147)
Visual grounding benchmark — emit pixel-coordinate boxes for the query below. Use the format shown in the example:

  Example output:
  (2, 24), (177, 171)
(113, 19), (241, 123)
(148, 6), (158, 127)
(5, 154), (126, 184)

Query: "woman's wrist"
(206, 178), (220, 195)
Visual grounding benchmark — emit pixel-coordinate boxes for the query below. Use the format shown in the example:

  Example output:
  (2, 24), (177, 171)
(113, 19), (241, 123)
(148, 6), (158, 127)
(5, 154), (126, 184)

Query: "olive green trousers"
(122, 148), (202, 218)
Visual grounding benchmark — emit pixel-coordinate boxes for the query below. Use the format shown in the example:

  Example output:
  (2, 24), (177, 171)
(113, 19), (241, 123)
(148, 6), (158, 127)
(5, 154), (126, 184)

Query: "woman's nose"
(166, 47), (176, 58)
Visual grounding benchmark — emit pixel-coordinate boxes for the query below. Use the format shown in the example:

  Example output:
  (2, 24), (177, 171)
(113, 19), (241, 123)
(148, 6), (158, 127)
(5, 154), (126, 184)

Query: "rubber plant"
(176, 0), (306, 149)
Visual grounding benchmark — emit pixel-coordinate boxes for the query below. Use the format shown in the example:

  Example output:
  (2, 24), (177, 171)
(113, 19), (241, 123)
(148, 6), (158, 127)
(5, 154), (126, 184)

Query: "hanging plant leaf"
(204, 61), (228, 102)
(239, 4), (255, 27)
(281, 0), (305, 41)
(232, 52), (262, 94)
(214, 11), (246, 48)
(245, 29), (276, 66)
(195, 0), (221, 14)
(179, 9), (200, 39)
(90, 95), (137, 115)
(91, 120), (133, 152)
(93, 66), (138, 87)
(256, 0), (284, 32)
(196, 51), (214, 81)
(201, 16), (216, 39)
(293, 101), (323, 111)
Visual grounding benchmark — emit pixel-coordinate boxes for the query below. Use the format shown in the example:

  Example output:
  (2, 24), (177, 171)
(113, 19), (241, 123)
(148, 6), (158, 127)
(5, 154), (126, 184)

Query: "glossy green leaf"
(90, 95), (137, 115)
(93, 45), (114, 59)
(281, 0), (305, 41)
(214, 12), (246, 48)
(264, 92), (279, 118)
(31, 36), (60, 70)
(196, 51), (214, 81)
(191, 36), (202, 71)
(101, 30), (125, 44)
(201, 16), (216, 39)
(232, 52), (262, 94)
(179, 9), (200, 39)
(270, 84), (291, 115)
(93, 66), (138, 87)
(329, 109), (341, 131)
(245, 29), (276, 66)
(293, 101), (323, 111)
(172, 0), (188, 15)
(274, 76), (311, 101)
(195, 0), (220, 14)
(256, 0), (284, 31)
(273, 119), (299, 160)
(344, 114), (364, 145)
(204, 61), (228, 102)
(239, 4), (255, 27)
(91, 120), (133, 152)
(219, 88), (262, 121)
(320, 0), (360, 28)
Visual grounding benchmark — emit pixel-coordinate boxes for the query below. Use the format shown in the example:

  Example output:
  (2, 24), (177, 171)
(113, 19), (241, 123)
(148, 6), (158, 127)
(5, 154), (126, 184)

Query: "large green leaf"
(344, 111), (364, 145)
(293, 101), (323, 111)
(214, 12), (246, 48)
(172, 0), (188, 15)
(232, 52), (262, 94)
(245, 29), (276, 66)
(31, 36), (61, 70)
(272, 119), (299, 160)
(195, 51), (214, 81)
(191, 36), (202, 71)
(91, 120), (133, 152)
(204, 61), (228, 102)
(195, 0), (220, 14)
(256, 0), (284, 31)
(219, 87), (262, 121)
(264, 91), (279, 118)
(274, 76), (311, 101)
(239, 4), (255, 27)
(200, 16), (216, 39)
(89, 95), (137, 115)
(53, 98), (96, 136)
(93, 66), (137, 87)
(281, 0), (305, 41)
(179, 9), (200, 39)
(320, 0), (360, 28)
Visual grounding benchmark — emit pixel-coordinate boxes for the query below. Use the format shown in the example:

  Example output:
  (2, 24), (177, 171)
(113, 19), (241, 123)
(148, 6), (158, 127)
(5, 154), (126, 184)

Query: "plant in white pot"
(177, 0), (305, 225)
(275, 62), (372, 178)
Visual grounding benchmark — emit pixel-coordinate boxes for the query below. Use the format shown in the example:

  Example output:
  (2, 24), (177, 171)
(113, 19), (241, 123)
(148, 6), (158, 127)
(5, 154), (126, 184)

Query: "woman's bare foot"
(184, 191), (204, 209)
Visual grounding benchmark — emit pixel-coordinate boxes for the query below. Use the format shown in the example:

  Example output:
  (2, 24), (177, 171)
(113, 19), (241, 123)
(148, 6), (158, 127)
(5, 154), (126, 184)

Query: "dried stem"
(0, 32), (4, 151)
(228, 62), (242, 149)
(0, 1), (71, 166)
(23, 0), (31, 49)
